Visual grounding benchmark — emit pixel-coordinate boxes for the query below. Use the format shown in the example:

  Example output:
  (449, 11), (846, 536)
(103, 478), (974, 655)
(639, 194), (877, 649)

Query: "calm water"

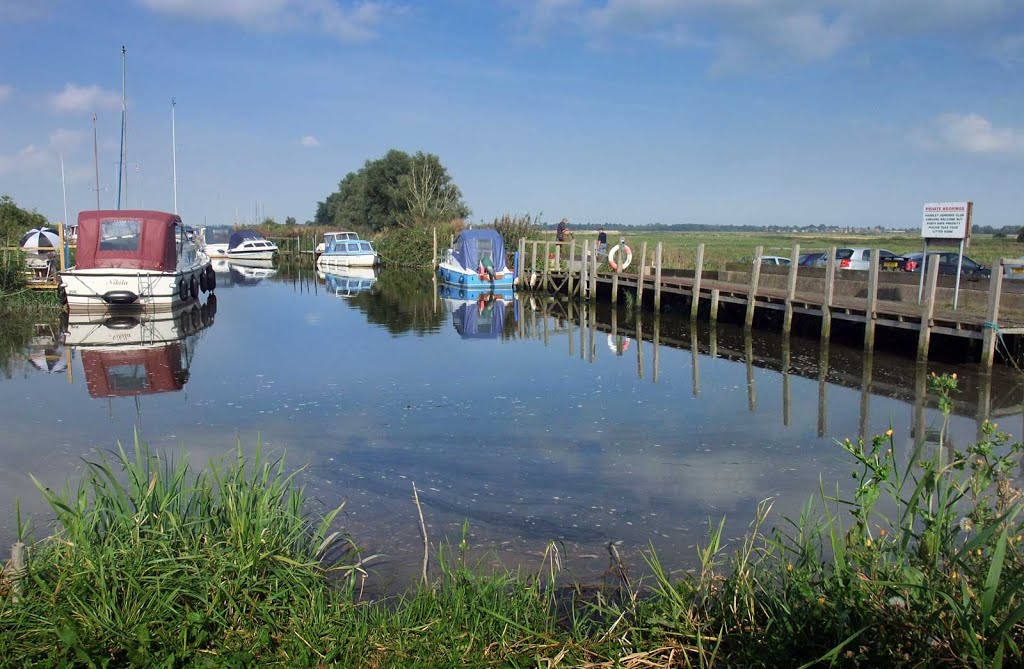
(2, 263), (1022, 588)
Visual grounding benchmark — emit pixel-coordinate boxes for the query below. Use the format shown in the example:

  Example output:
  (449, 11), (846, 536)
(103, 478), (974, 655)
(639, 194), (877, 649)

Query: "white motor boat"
(58, 209), (215, 310)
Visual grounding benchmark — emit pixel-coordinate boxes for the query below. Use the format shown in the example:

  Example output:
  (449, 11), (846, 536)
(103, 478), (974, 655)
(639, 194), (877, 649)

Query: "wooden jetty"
(516, 238), (1024, 369)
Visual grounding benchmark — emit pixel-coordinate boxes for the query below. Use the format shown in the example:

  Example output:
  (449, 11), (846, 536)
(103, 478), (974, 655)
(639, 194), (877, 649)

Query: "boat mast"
(117, 45), (126, 210)
(92, 113), (100, 209)
(171, 98), (178, 215)
(60, 154), (69, 227)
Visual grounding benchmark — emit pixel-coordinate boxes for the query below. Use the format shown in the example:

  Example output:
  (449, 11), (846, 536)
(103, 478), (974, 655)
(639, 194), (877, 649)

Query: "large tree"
(315, 150), (469, 232)
(0, 195), (49, 243)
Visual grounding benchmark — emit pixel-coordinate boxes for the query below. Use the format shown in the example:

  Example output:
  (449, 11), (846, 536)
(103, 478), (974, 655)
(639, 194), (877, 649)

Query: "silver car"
(836, 247), (900, 271)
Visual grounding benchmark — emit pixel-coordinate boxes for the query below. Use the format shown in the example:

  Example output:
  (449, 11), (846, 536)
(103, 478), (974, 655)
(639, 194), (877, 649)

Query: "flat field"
(549, 230), (1024, 271)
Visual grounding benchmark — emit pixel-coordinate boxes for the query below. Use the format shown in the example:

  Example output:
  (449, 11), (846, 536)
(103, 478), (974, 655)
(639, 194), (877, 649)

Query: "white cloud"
(0, 145), (53, 177)
(517, 0), (1023, 67)
(137, 0), (394, 42)
(0, 84), (12, 102)
(48, 128), (87, 152)
(51, 84), (121, 113)
(915, 113), (1024, 156)
(299, 135), (321, 148)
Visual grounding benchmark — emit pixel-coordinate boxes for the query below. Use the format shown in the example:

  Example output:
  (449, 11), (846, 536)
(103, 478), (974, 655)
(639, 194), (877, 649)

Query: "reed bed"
(2, 375), (1023, 667)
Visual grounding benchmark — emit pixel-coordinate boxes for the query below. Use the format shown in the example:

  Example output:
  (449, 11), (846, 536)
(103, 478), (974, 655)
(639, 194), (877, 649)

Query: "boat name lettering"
(110, 279), (129, 286)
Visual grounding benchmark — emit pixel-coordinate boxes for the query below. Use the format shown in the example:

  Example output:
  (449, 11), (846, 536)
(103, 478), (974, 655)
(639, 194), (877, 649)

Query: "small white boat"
(206, 229), (278, 260)
(58, 209), (215, 310)
(316, 231), (378, 268)
(315, 231), (359, 255)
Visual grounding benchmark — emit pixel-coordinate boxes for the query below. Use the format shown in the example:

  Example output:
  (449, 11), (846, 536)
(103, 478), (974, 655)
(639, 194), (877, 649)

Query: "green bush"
(375, 224), (458, 267)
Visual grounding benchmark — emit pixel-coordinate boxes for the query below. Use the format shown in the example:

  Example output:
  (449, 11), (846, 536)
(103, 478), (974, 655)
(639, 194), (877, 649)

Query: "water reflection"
(318, 267), (379, 298)
(64, 300), (216, 399)
(440, 287), (516, 340)
(212, 258), (277, 286)
(516, 296), (1024, 445)
(345, 271), (445, 336)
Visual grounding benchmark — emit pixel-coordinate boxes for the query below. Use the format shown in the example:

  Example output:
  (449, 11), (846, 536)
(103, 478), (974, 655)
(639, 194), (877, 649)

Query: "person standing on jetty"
(597, 227), (607, 256)
(556, 217), (570, 242)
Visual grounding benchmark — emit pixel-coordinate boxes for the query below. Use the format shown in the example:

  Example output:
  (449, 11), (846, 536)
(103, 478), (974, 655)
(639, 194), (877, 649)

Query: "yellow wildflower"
(885, 429), (894, 438)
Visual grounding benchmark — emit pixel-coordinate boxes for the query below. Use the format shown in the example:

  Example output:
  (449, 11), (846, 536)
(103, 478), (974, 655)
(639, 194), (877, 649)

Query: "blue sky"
(1, 0), (1022, 229)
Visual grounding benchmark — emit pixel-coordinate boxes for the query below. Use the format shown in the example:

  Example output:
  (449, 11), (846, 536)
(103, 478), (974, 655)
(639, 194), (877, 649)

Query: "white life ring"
(608, 244), (632, 271)
(607, 333), (631, 354)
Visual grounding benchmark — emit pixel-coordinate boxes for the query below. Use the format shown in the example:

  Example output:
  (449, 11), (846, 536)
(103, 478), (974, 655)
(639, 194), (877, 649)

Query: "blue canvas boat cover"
(452, 230), (505, 272)
(228, 229), (265, 249)
(453, 297), (506, 338)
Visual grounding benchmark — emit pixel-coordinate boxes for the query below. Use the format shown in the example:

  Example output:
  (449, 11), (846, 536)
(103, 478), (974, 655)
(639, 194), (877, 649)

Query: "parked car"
(1005, 257), (1024, 281)
(835, 247), (901, 271)
(798, 252), (827, 267)
(897, 252), (991, 278)
(760, 255), (791, 266)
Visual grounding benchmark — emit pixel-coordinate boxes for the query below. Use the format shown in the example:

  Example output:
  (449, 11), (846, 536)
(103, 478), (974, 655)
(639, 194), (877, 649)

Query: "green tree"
(0, 195), (49, 244)
(285, 216), (297, 226)
(315, 150), (469, 232)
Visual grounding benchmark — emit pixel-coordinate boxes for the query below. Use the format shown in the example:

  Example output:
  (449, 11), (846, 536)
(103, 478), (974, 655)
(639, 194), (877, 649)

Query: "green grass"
(3, 375), (1023, 667)
(539, 230), (1024, 272)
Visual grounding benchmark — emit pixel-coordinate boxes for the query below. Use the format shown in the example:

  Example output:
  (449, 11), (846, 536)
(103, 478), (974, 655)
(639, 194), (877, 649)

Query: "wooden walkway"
(516, 238), (1024, 368)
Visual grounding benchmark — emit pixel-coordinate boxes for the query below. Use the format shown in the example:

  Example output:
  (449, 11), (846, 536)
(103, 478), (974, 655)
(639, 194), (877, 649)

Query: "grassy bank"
(2, 375), (1023, 667)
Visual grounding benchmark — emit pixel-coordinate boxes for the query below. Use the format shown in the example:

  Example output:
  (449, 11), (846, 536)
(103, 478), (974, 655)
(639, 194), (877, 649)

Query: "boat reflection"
(440, 285), (516, 340)
(211, 258), (277, 286)
(317, 267), (378, 297)
(63, 297), (216, 398)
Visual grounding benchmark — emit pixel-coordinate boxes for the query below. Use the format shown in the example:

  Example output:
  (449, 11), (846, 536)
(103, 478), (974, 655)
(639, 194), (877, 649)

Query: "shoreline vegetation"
(2, 375), (1023, 667)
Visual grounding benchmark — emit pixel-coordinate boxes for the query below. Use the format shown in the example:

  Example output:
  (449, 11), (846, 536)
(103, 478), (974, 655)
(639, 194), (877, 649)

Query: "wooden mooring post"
(981, 261), (1005, 368)
(517, 238), (527, 287)
(710, 288), (720, 323)
(636, 241), (648, 310)
(589, 241), (598, 299)
(745, 246), (763, 329)
(567, 239), (576, 295)
(782, 243), (799, 334)
(690, 243), (705, 319)
(9, 542), (27, 601)
(432, 227), (437, 269)
(864, 249), (880, 349)
(542, 242), (551, 291)
(821, 245), (837, 338)
(653, 242), (663, 311)
(917, 257), (941, 363)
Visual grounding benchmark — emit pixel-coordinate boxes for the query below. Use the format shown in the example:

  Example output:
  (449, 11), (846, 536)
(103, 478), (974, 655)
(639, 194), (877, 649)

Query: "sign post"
(918, 201), (972, 310)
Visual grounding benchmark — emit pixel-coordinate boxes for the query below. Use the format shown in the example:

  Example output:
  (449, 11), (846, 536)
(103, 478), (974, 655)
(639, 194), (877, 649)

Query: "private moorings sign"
(921, 201), (972, 239)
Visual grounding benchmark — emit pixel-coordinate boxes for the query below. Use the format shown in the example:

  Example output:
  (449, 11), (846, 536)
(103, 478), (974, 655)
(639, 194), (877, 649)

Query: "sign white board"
(921, 201), (972, 239)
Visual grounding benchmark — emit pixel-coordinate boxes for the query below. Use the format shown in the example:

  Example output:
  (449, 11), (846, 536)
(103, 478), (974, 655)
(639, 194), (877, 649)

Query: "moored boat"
(437, 229), (515, 291)
(316, 232), (378, 268)
(207, 229), (278, 260)
(58, 210), (215, 310)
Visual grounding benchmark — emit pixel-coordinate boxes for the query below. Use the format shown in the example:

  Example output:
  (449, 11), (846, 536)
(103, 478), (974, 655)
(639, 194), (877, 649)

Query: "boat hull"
(316, 252), (378, 268)
(438, 263), (514, 290)
(59, 263), (211, 311)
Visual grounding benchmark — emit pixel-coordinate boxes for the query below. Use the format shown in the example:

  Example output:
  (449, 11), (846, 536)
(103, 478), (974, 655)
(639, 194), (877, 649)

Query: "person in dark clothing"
(556, 218), (569, 242)
(597, 227), (608, 255)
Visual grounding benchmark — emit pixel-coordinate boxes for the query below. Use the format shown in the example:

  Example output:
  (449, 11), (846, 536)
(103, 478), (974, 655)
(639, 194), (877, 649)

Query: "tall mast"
(92, 113), (100, 209)
(116, 45), (126, 210)
(60, 154), (69, 227)
(171, 98), (178, 214)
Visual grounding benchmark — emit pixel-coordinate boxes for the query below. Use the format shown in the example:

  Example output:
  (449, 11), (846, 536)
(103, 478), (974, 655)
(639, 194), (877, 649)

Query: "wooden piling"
(710, 288), (720, 323)
(782, 243), (799, 334)
(589, 241), (598, 299)
(432, 227), (437, 269)
(653, 242), (663, 311)
(916, 258), (940, 363)
(690, 243), (704, 319)
(821, 245), (837, 338)
(579, 243), (589, 301)
(518, 238), (527, 286)
(981, 262), (1005, 368)
(745, 246), (763, 329)
(554, 243), (560, 269)
(531, 241), (539, 286)
(864, 249), (880, 350)
(10, 542), (27, 600)
(568, 239), (576, 295)
(542, 242), (551, 290)
(637, 241), (648, 310)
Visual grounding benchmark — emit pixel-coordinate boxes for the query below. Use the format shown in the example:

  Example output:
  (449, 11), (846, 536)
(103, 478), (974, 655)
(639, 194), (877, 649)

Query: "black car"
(898, 252), (990, 278)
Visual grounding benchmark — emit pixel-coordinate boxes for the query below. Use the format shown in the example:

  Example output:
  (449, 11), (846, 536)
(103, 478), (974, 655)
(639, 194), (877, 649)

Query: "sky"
(0, 0), (1022, 229)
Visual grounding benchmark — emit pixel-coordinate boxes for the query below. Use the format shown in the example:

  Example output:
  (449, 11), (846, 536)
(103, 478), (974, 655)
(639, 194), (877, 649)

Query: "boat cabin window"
(107, 364), (149, 392)
(99, 219), (142, 252)
(348, 243), (360, 252)
(359, 242), (372, 252)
